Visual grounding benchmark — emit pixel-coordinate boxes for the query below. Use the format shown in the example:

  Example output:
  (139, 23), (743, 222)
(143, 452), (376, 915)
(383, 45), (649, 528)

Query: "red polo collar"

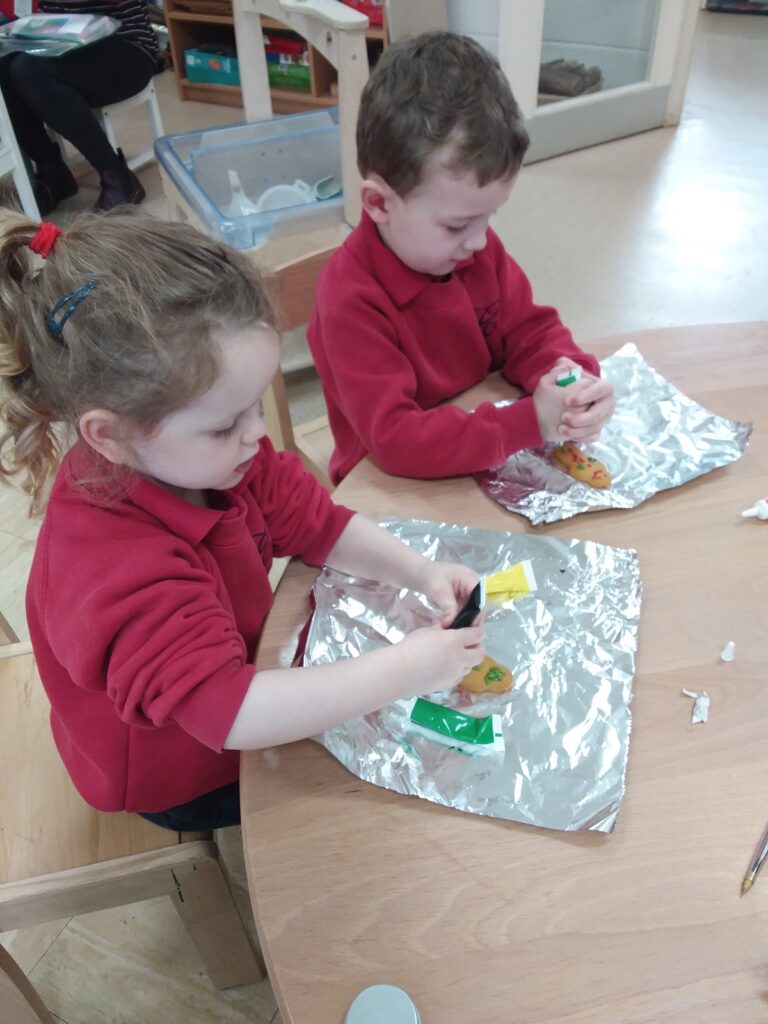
(62, 440), (259, 548)
(347, 211), (476, 308)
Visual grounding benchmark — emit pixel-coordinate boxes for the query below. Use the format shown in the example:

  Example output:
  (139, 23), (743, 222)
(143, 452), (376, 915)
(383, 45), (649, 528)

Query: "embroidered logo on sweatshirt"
(475, 300), (500, 339)
(251, 530), (269, 558)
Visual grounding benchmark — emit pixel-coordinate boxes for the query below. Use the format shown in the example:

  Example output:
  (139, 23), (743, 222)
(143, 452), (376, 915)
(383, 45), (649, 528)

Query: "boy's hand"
(396, 622), (485, 697)
(532, 364), (572, 443)
(417, 561), (480, 625)
(560, 376), (615, 443)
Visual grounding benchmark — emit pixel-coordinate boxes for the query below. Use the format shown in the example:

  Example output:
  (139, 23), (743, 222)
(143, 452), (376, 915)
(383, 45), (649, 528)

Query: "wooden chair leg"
(0, 944), (55, 1024)
(0, 611), (19, 646)
(1, 842), (262, 990)
(170, 853), (264, 990)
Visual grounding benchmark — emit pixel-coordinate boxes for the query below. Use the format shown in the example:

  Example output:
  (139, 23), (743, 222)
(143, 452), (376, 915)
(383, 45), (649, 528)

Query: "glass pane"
(539, 0), (661, 106)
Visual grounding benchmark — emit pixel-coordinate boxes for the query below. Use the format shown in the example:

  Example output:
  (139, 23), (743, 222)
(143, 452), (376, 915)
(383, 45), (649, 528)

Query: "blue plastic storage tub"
(154, 108), (344, 250)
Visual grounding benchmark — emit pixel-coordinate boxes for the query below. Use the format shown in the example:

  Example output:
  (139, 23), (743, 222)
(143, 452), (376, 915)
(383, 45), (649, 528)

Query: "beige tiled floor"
(2, 10), (767, 1022)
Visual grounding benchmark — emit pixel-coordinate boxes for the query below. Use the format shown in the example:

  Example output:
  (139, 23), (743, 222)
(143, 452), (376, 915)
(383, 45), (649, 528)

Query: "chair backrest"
(261, 244), (338, 486)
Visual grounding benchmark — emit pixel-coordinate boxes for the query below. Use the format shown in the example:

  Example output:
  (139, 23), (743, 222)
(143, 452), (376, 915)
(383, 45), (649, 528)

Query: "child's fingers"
(434, 568), (481, 625)
(563, 378), (613, 408)
(454, 567), (481, 594)
(457, 623), (485, 649)
(558, 399), (612, 439)
(562, 400), (610, 430)
(561, 387), (615, 427)
(560, 424), (602, 442)
(433, 588), (459, 623)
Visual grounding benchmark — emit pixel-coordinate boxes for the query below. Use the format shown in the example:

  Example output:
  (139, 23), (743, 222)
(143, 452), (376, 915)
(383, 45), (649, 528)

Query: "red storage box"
(340, 0), (383, 27)
(262, 30), (305, 56)
(0, 0), (39, 18)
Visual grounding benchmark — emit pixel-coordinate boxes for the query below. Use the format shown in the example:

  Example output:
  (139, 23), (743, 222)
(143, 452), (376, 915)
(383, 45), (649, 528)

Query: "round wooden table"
(242, 323), (768, 1024)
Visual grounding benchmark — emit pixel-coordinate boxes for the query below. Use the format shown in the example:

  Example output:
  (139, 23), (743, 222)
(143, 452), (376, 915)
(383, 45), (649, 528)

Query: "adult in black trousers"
(0, 1), (159, 215)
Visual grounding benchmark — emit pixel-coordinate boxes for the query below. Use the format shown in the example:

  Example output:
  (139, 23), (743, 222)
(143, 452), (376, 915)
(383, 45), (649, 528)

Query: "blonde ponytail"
(0, 206), (275, 514)
(0, 210), (66, 512)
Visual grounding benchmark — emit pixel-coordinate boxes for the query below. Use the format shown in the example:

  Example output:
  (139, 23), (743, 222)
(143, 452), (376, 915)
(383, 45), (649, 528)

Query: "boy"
(307, 32), (614, 485)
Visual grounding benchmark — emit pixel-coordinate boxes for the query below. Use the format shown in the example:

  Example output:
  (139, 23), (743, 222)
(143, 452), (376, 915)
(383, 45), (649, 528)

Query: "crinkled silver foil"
(475, 343), (752, 525)
(306, 518), (641, 833)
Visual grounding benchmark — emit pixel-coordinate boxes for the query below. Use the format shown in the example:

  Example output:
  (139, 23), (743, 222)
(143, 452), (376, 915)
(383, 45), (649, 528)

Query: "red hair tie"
(28, 222), (62, 259)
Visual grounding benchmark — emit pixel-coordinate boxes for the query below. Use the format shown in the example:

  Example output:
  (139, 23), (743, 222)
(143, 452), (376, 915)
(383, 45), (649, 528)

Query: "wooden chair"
(0, 945), (54, 1024)
(0, 646), (262, 993)
(263, 244), (337, 490)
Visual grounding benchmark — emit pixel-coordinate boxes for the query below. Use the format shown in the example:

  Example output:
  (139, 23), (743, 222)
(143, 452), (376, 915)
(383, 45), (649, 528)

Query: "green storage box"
(184, 44), (240, 87)
(267, 63), (310, 90)
(266, 55), (310, 91)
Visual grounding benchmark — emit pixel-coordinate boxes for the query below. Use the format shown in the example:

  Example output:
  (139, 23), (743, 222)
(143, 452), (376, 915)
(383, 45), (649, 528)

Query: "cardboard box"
(184, 44), (240, 87)
(340, 0), (383, 26)
(264, 33), (310, 90)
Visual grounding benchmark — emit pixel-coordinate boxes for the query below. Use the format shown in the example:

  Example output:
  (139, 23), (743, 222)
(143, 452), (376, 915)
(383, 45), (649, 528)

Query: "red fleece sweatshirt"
(26, 439), (354, 813)
(308, 213), (600, 484)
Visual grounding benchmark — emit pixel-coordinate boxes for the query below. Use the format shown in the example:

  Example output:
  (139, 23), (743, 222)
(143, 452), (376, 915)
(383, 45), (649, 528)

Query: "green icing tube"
(409, 698), (498, 746)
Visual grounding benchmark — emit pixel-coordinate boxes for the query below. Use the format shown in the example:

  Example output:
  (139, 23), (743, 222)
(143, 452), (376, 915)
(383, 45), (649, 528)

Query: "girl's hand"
(395, 622), (485, 698)
(560, 376), (615, 442)
(417, 561), (480, 625)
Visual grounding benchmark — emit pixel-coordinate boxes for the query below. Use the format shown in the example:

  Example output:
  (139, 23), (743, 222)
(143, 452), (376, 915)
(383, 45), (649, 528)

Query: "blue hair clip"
(46, 280), (98, 338)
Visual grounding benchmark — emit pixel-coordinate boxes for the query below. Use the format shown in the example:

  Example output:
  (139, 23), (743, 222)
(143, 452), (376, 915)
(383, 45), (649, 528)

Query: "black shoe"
(539, 59), (603, 98)
(94, 149), (145, 212)
(32, 144), (79, 217)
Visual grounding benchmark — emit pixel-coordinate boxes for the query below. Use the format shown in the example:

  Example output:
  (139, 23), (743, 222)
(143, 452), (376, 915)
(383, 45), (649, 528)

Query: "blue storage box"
(154, 109), (344, 250)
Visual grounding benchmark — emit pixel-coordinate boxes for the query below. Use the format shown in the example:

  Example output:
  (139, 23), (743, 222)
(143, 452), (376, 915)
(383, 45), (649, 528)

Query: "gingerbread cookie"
(553, 442), (612, 489)
(460, 655), (513, 695)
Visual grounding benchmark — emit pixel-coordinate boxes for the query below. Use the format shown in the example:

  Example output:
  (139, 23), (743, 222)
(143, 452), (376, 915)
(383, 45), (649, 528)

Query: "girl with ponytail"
(0, 208), (483, 831)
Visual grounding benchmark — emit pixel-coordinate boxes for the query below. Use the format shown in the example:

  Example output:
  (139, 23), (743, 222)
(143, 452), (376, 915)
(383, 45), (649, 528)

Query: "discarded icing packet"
(682, 688), (710, 724)
(305, 518), (641, 833)
(474, 343), (752, 525)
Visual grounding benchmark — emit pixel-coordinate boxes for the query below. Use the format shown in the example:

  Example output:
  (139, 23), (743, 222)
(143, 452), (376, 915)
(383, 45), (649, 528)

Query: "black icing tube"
(448, 578), (485, 629)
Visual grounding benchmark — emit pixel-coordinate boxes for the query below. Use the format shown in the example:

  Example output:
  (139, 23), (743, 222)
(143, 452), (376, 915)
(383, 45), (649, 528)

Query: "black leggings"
(0, 37), (155, 172)
(138, 781), (242, 833)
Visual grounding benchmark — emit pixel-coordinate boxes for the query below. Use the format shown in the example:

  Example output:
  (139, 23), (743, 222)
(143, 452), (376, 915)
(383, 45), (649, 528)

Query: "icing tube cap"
(741, 499), (768, 520)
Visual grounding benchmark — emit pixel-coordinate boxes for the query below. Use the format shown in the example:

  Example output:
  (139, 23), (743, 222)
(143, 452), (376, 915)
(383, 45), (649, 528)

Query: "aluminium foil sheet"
(474, 343), (752, 525)
(306, 518), (641, 833)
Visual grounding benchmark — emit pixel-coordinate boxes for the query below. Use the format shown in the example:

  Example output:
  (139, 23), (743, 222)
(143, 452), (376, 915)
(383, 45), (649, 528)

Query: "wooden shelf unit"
(164, 1), (387, 110)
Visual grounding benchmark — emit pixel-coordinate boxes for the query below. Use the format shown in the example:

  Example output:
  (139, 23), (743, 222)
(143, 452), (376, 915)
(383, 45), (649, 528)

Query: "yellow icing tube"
(485, 560), (537, 602)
